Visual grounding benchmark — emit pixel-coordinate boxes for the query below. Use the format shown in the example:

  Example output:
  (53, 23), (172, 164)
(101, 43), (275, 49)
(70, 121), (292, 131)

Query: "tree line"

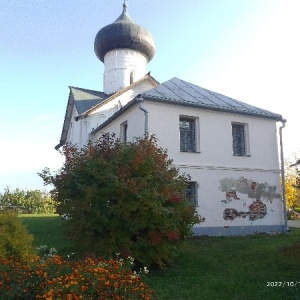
(0, 187), (55, 214)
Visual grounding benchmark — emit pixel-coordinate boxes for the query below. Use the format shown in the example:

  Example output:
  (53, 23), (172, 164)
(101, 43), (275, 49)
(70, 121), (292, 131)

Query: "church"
(56, 3), (286, 236)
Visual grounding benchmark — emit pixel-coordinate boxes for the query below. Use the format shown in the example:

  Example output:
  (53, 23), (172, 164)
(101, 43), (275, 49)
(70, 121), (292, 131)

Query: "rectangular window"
(185, 182), (198, 206)
(232, 123), (248, 156)
(120, 121), (128, 143)
(180, 117), (196, 152)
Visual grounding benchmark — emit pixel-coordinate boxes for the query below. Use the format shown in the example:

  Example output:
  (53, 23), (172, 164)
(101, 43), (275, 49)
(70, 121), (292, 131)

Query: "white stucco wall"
(66, 79), (156, 148)
(92, 104), (145, 142)
(145, 101), (280, 171)
(93, 100), (284, 235)
(66, 106), (81, 147)
(103, 49), (148, 94)
(184, 167), (283, 229)
(66, 106), (93, 149)
(145, 101), (284, 233)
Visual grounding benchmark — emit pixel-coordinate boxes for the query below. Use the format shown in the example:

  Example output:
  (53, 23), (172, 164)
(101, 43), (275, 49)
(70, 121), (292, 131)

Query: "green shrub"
(0, 211), (34, 259)
(39, 134), (201, 268)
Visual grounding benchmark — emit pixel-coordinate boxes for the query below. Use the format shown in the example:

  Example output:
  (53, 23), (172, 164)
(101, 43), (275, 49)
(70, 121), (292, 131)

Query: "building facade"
(56, 3), (286, 236)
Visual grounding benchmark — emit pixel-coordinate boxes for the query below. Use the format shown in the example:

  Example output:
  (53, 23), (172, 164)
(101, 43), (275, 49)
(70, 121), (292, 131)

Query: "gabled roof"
(75, 73), (159, 120)
(90, 77), (283, 136)
(142, 77), (282, 120)
(57, 76), (283, 149)
(55, 74), (159, 149)
(55, 87), (109, 150)
(70, 87), (109, 114)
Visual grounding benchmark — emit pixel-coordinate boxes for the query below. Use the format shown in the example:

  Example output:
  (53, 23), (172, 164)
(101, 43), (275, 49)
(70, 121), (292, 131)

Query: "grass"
(144, 232), (300, 300)
(19, 215), (300, 300)
(19, 214), (73, 257)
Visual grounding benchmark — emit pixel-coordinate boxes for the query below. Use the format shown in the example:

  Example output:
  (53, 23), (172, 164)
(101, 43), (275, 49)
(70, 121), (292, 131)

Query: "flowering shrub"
(0, 255), (154, 299)
(39, 134), (201, 268)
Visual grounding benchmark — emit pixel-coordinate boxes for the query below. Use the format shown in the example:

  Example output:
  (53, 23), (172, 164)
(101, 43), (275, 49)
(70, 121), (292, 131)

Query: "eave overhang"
(75, 73), (159, 121)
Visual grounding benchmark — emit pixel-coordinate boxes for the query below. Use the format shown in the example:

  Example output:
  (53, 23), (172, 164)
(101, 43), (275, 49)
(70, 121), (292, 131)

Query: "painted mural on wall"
(219, 177), (281, 221)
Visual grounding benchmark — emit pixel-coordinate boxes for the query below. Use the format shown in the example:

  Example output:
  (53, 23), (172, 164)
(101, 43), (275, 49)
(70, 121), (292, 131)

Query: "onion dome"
(94, 3), (155, 62)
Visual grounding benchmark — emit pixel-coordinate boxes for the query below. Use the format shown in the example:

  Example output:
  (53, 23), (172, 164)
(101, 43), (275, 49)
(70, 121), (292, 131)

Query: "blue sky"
(0, 0), (299, 191)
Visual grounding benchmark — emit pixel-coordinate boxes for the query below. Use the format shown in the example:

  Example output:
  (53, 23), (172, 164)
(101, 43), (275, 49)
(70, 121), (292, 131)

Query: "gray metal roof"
(70, 87), (108, 114)
(142, 77), (282, 120)
(59, 77), (282, 149)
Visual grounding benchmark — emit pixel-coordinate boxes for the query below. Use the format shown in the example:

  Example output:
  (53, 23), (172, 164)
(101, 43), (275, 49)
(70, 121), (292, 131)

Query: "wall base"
(193, 225), (285, 236)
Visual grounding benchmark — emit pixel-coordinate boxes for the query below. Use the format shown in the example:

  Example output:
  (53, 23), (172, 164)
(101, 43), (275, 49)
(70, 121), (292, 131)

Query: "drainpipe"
(136, 94), (148, 135)
(279, 118), (287, 233)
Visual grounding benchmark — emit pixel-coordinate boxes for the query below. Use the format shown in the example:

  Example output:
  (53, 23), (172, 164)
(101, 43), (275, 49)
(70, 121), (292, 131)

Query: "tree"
(39, 134), (201, 268)
(0, 187), (55, 214)
(0, 187), (25, 207)
(285, 154), (300, 209)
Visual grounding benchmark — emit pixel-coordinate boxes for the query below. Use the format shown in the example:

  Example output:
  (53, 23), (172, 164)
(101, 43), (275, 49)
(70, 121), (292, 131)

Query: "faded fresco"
(219, 177), (281, 221)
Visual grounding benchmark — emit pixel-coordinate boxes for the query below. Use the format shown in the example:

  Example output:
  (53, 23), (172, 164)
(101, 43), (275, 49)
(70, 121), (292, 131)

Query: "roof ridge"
(76, 73), (159, 120)
(69, 86), (107, 95)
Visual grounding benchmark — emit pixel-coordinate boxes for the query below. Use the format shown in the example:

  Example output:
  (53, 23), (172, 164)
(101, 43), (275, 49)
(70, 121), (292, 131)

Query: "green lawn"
(19, 214), (73, 257)
(19, 215), (300, 300)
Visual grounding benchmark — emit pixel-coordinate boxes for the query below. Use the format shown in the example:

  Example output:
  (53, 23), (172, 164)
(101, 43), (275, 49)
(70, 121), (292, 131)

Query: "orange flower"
(79, 285), (87, 292)
(0, 255), (154, 299)
(66, 294), (73, 300)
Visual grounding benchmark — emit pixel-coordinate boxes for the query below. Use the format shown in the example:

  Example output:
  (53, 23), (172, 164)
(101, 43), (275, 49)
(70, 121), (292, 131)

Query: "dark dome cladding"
(94, 3), (155, 63)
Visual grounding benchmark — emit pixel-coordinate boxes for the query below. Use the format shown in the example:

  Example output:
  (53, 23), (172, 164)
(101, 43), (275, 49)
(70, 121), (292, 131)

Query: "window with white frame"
(232, 123), (249, 156)
(185, 182), (198, 206)
(120, 121), (128, 143)
(179, 117), (197, 152)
